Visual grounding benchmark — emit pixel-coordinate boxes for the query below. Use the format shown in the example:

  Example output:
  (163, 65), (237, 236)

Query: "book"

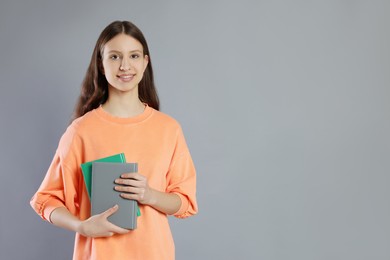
(91, 162), (138, 230)
(81, 153), (126, 198)
(80, 153), (141, 217)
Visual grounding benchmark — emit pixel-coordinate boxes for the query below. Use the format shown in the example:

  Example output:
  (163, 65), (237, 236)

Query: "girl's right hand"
(77, 205), (129, 237)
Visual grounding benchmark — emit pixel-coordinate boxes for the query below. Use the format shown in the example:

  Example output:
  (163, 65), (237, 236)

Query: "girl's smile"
(117, 73), (135, 82)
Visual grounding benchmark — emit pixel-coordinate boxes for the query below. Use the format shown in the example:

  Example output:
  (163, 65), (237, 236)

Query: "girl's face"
(101, 34), (149, 94)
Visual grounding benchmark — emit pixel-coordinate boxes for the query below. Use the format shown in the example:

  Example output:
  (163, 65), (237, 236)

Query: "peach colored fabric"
(30, 105), (197, 260)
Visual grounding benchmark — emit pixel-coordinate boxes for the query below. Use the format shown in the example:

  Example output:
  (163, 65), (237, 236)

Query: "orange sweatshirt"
(30, 105), (198, 260)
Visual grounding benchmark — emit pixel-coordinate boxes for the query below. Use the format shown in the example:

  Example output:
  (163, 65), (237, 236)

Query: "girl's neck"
(102, 87), (145, 118)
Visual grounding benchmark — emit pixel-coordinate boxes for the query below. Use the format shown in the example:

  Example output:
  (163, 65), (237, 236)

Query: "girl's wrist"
(145, 188), (158, 207)
(75, 219), (86, 236)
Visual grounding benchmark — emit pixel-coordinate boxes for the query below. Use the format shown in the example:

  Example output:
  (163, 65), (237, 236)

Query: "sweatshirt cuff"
(171, 193), (190, 218)
(36, 198), (65, 223)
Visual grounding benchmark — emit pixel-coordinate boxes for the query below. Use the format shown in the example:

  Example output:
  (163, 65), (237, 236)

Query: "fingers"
(96, 231), (114, 238)
(113, 173), (150, 204)
(120, 172), (145, 180)
(102, 204), (119, 218)
(114, 185), (141, 193)
(81, 205), (130, 238)
(115, 178), (141, 187)
(105, 222), (129, 235)
(119, 192), (139, 200)
(91, 227), (126, 238)
(101, 205), (129, 235)
(114, 185), (147, 201)
(119, 188), (149, 203)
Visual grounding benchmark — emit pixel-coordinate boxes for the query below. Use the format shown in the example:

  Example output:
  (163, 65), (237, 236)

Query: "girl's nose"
(120, 58), (131, 71)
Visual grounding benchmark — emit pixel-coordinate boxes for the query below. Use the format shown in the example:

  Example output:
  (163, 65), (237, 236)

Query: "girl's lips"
(117, 74), (135, 82)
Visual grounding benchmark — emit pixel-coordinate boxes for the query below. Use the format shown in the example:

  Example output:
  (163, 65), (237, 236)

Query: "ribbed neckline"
(94, 104), (153, 125)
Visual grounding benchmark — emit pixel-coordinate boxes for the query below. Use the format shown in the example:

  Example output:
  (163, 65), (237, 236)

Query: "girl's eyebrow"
(106, 49), (143, 54)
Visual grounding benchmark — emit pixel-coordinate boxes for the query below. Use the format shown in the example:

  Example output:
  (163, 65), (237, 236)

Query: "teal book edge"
(81, 153), (141, 217)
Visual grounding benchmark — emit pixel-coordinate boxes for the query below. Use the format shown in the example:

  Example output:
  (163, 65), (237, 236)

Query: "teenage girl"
(31, 20), (198, 260)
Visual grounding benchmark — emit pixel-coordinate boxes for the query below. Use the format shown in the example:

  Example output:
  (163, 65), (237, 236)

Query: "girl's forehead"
(103, 34), (143, 52)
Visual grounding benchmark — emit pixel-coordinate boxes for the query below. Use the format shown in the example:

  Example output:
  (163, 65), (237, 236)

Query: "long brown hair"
(72, 21), (159, 120)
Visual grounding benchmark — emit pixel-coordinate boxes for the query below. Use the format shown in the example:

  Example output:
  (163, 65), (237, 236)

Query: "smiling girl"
(30, 21), (198, 260)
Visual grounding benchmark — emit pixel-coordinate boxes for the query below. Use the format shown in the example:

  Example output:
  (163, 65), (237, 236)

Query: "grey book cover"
(91, 162), (138, 230)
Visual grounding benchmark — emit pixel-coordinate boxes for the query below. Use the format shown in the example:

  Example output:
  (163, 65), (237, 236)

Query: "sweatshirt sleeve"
(165, 127), (198, 219)
(30, 126), (81, 222)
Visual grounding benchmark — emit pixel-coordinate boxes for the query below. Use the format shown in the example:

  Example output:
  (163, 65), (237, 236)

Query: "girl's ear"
(143, 55), (149, 71)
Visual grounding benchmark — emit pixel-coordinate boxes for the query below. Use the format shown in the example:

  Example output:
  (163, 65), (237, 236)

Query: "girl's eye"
(131, 54), (140, 59)
(110, 55), (120, 60)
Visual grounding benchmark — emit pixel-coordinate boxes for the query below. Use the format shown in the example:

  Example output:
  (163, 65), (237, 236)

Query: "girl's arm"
(114, 173), (181, 215)
(50, 205), (129, 237)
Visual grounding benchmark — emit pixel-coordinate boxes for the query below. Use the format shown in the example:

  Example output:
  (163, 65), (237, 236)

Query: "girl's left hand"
(114, 172), (155, 205)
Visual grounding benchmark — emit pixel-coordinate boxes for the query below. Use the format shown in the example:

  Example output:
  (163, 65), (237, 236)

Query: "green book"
(81, 153), (141, 216)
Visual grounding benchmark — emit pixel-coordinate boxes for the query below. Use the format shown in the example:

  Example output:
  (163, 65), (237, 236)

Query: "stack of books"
(81, 153), (139, 230)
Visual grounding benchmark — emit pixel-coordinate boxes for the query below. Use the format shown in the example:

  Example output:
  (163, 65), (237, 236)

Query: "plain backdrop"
(1, 1), (389, 259)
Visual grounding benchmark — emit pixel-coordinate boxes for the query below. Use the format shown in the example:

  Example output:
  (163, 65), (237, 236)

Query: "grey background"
(1, 1), (389, 259)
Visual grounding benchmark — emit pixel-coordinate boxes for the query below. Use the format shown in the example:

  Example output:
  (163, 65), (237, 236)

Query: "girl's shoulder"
(62, 108), (100, 140)
(151, 109), (178, 123)
(149, 109), (183, 130)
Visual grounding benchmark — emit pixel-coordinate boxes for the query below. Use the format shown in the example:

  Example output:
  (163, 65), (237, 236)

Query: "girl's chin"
(108, 84), (139, 93)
